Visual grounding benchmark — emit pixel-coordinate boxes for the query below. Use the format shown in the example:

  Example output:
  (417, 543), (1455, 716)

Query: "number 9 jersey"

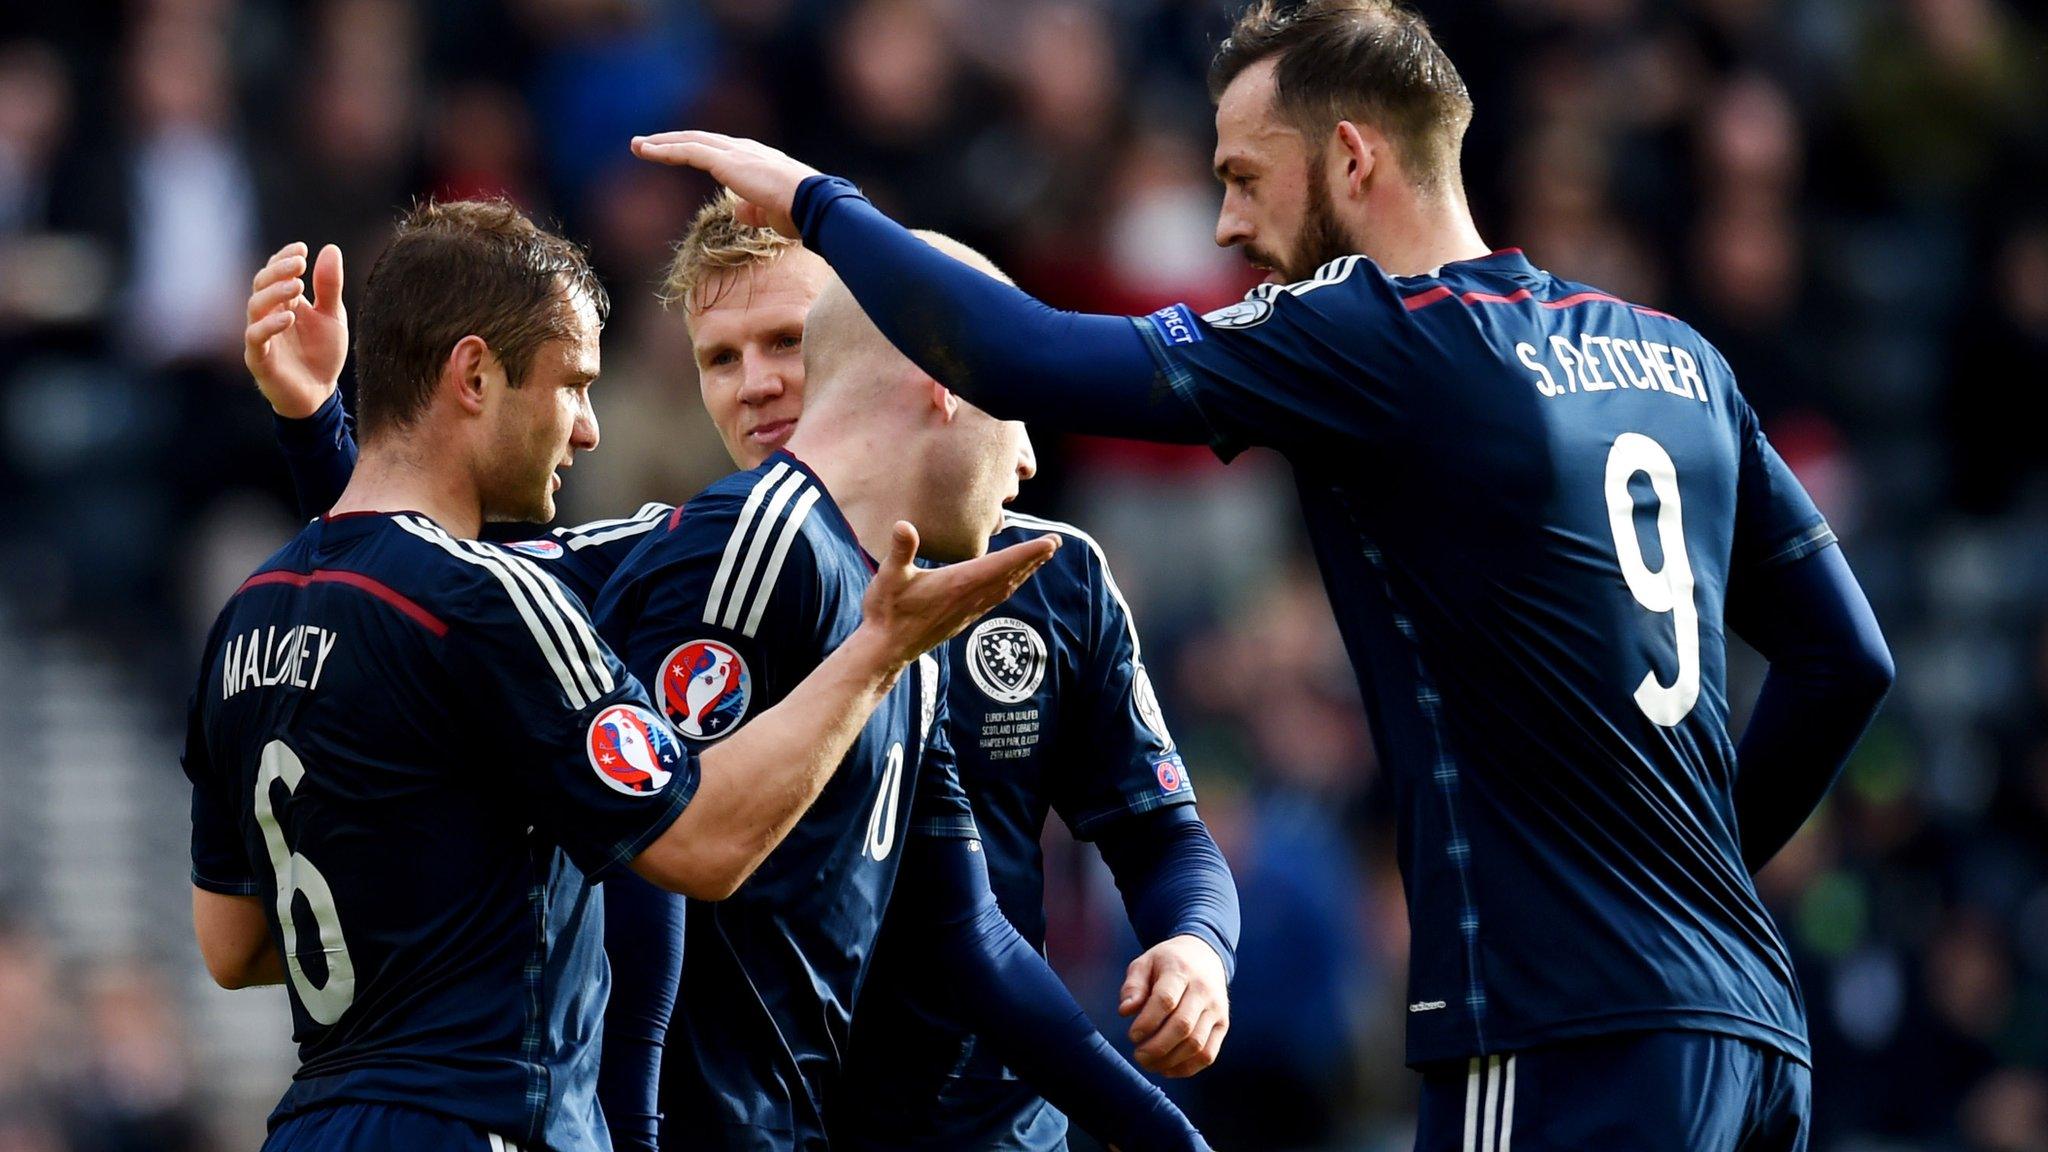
(1136, 249), (1835, 1070)
(181, 510), (698, 1150)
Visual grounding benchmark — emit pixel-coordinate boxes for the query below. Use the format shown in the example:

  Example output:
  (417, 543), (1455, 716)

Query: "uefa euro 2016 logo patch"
(966, 617), (1047, 704)
(503, 539), (565, 559)
(1153, 752), (1187, 794)
(587, 704), (684, 796)
(660, 639), (752, 740)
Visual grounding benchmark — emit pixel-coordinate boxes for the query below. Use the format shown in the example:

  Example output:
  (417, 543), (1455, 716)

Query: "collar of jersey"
(320, 508), (436, 524)
(1423, 246), (1537, 281)
(766, 449), (877, 571)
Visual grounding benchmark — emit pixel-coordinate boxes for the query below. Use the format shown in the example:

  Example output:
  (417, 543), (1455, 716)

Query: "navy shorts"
(1415, 1031), (1809, 1152)
(264, 1103), (534, 1152)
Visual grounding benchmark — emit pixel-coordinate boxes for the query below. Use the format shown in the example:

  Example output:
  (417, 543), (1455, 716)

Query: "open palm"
(861, 521), (1059, 666)
(244, 242), (348, 419)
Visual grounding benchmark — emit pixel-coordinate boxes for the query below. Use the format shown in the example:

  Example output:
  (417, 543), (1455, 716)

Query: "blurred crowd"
(2, 0), (2045, 1148)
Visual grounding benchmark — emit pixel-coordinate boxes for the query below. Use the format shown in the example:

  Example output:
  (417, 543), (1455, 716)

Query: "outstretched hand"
(631, 132), (819, 240)
(245, 242), (348, 419)
(859, 522), (1058, 670)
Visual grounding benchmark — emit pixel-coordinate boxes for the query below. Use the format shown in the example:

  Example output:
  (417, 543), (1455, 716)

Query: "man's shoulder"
(987, 511), (1133, 663)
(605, 461), (841, 643)
(995, 510), (1108, 581)
(639, 461), (835, 558)
(995, 509), (1128, 617)
(306, 516), (609, 681)
(229, 514), (510, 627)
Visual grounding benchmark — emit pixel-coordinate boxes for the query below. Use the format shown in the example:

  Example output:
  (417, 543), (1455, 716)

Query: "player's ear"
(445, 335), (493, 415)
(927, 376), (959, 421)
(1335, 121), (1374, 198)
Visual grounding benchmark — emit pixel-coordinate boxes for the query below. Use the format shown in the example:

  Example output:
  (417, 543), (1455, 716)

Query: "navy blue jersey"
(182, 511), (697, 1150)
(1135, 250), (1833, 1067)
(489, 501), (672, 604)
(590, 452), (975, 1150)
(837, 511), (1192, 1149)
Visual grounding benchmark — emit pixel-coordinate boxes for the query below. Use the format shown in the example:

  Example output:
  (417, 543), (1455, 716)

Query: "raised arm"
(1727, 543), (1894, 873)
(244, 242), (356, 517)
(631, 133), (1208, 444)
(275, 392), (357, 519)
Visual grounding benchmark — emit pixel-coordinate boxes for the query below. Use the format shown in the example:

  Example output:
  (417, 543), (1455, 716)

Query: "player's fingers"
(1137, 993), (1204, 1063)
(1127, 970), (1188, 1043)
(1159, 1010), (1224, 1077)
(634, 129), (739, 150)
(958, 535), (1058, 613)
(251, 253), (306, 294)
(244, 308), (294, 353)
(1119, 954), (1156, 1017)
(265, 240), (308, 266)
(1156, 1040), (1214, 1079)
(247, 277), (305, 324)
(883, 520), (919, 574)
(252, 252), (303, 289)
(631, 139), (724, 171)
(312, 244), (344, 316)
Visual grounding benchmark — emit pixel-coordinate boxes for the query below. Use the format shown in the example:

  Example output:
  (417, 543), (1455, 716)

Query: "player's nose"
(573, 394), (600, 452)
(738, 350), (784, 403)
(1014, 425), (1037, 482)
(1215, 196), (1252, 249)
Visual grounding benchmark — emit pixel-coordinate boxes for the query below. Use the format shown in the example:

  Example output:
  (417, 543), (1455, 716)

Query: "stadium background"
(2, 0), (2045, 1147)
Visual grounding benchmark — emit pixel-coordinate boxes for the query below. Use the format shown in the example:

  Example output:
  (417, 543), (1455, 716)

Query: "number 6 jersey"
(181, 510), (698, 1150)
(1136, 249), (1835, 1069)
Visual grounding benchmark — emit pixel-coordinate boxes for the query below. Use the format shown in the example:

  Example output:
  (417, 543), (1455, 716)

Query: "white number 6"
(255, 740), (357, 1024)
(1604, 433), (1700, 726)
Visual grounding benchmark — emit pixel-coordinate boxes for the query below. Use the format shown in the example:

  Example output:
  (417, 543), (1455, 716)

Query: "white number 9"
(1604, 433), (1700, 726)
(255, 740), (357, 1024)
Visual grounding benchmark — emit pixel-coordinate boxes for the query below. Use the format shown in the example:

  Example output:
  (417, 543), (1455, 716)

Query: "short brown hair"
(660, 188), (803, 313)
(353, 198), (608, 438)
(1209, 0), (1473, 188)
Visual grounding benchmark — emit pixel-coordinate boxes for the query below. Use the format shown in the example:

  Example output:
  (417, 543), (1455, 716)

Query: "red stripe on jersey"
(1402, 285), (1645, 313)
(1541, 291), (1626, 309)
(667, 502), (687, 532)
(236, 569), (449, 637)
(1403, 285), (1453, 311)
(1464, 288), (1534, 305)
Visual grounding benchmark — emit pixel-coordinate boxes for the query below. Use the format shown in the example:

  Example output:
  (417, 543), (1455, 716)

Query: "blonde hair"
(659, 189), (803, 312)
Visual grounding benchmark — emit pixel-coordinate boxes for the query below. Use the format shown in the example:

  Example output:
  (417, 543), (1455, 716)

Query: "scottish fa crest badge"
(966, 617), (1047, 704)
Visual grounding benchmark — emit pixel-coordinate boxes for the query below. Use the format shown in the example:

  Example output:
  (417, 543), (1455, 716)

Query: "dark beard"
(1281, 171), (1355, 283)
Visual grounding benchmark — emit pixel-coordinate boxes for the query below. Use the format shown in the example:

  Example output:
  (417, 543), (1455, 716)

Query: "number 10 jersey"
(591, 451), (978, 1151)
